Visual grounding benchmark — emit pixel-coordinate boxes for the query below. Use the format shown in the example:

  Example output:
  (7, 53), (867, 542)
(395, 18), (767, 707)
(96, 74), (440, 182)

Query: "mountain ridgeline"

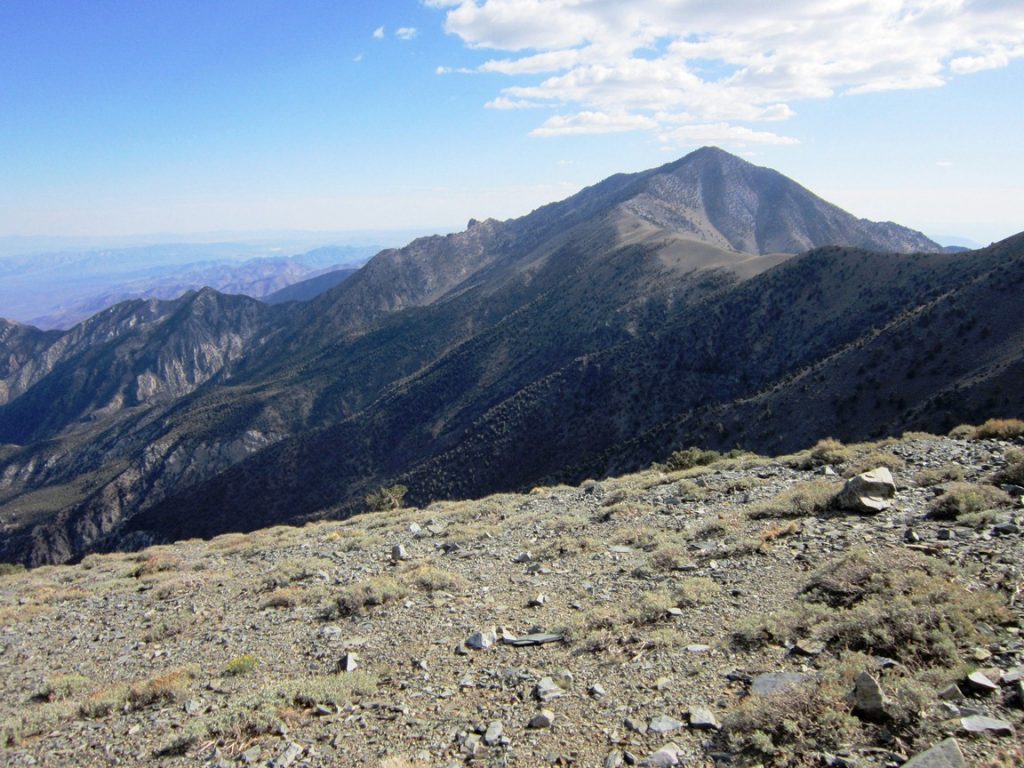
(1, 147), (1019, 566)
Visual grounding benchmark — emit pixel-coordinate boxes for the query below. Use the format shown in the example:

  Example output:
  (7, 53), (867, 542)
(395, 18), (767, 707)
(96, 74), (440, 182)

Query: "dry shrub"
(610, 524), (659, 550)
(0, 563), (26, 578)
(282, 671), (377, 709)
(543, 534), (601, 557)
(845, 450), (906, 476)
(971, 418), (1024, 440)
(998, 447), (1024, 485)
(674, 576), (721, 607)
(757, 520), (802, 547)
(928, 482), (1011, 521)
(35, 673), (91, 702)
(330, 576), (410, 617)
(128, 668), (193, 708)
(262, 587), (302, 609)
(79, 668), (192, 718)
(23, 584), (90, 604)
(398, 564), (466, 593)
(723, 673), (861, 767)
(914, 463), (965, 487)
(225, 655), (258, 676)
(262, 557), (331, 589)
(663, 446), (722, 471)
(788, 438), (853, 470)
(800, 548), (1009, 665)
(2, 701), (74, 746)
(131, 553), (182, 577)
(650, 544), (693, 571)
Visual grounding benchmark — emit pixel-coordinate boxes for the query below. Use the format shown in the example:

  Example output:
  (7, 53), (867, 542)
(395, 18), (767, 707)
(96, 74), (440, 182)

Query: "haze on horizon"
(2, 0), (1022, 246)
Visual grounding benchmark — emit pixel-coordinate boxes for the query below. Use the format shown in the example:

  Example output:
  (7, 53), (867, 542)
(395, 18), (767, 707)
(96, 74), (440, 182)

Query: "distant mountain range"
(1, 147), (1020, 566)
(0, 243), (377, 329)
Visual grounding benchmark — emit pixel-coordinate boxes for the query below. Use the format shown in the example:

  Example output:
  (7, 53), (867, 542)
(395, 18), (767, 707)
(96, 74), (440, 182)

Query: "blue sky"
(1, 0), (1022, 245)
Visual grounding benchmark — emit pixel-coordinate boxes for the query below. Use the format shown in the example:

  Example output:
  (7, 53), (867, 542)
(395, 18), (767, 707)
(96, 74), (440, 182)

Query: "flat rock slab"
(648, 715), (684, 734)
(504, 632), (563, 646)
(902, 738), (966, 768)
(965, 670), (999, 693)
(750, 671), (812, 697)
(960, 715), (1015, 735)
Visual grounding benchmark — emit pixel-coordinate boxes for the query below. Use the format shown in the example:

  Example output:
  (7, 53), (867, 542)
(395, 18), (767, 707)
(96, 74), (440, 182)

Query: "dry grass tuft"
(747, 480), (840, 519)
(282, 671), (377, 709)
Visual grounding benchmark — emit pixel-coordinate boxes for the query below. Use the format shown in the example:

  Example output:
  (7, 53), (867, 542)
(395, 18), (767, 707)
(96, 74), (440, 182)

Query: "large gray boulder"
(836, 467), (896, 513)
(902, 738), (966, 768)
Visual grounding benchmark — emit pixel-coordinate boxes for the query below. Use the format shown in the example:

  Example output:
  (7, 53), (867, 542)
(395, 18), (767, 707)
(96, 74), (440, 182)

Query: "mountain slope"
(262, 268), (359, 304)
(117, 234), (1024, 549)
(0, 290), (275, 445)
(0, 148), (995, 565)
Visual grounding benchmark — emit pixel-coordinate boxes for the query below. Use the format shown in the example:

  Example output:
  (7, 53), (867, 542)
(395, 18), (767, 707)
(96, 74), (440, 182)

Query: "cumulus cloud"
(395, 27), (418, 41)
(428, 1), (1024, 144)
(372, 26), (384, 40)
(530, 111), (658, 137)
(658, 123), (800, 147)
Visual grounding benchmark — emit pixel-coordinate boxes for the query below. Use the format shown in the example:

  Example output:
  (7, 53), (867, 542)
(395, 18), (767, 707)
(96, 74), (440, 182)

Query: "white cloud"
(372, 26), (384, 40)
(354, 53), (364, 63)
(396, 27), (418, 41)
(428, 1), (1024, 144)
(530, 111), (658, 137)
(485, 96), (544, 109)
(658, 123), (800, 147)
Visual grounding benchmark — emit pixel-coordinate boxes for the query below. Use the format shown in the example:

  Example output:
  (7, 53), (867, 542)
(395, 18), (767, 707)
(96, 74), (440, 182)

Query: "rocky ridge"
(1, 428), (1022, 767)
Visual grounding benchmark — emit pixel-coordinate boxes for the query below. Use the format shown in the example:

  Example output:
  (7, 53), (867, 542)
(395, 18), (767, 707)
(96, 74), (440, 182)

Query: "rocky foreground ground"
(1, 425), (1023, 768)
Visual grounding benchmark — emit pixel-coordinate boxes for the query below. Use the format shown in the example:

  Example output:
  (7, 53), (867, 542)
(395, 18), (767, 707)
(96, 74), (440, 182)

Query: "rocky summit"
(1, 427), (1022, 766)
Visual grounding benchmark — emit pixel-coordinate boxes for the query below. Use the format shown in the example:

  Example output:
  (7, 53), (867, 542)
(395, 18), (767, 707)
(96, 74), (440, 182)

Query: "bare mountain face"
(2, 147), (1012, 566)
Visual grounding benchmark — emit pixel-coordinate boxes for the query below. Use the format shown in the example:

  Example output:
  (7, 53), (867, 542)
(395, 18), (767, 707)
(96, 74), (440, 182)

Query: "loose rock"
(835, 467), (896, 513)
(901, 739), (966, 768)
(687, 706), (719, 730)
(529, 709), (556, 729)
(648, 715), (684, 734)
(848, 671), (887, 719)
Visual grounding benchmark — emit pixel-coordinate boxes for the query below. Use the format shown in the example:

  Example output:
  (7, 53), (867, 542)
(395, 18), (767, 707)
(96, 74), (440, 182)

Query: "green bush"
(365, 484), (408, 512)
(663, 446), (722, 471)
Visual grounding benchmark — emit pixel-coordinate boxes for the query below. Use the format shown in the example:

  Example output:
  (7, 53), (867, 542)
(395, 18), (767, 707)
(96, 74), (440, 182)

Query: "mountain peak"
(611, 146), (939, 255)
